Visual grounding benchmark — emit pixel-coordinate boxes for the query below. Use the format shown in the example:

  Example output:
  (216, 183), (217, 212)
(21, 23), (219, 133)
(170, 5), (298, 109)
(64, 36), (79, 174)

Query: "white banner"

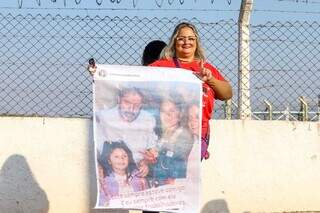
(93, 65), (202, 213)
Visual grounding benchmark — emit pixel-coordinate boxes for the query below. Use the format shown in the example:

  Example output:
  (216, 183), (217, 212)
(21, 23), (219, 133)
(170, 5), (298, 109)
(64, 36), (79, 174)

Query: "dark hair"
(118, 87), (144, 104)
(99, 141), (137, 177)
(142, 40), (167, 66)
(97, 158), (106, 178)
(160, 92), (184, 113)
(154, 92), (185, 137)
(119, 87), (143, 99)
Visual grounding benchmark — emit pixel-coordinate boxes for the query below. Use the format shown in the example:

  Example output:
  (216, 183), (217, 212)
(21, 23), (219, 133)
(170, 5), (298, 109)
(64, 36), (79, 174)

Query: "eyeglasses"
(176, 36), (197, 43)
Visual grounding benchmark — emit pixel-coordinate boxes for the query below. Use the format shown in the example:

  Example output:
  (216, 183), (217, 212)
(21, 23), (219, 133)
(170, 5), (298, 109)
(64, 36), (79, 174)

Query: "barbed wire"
(253, 9), (320, 15)
(278, 0), (320, 4)
(16, 0), (233, 9)
(3, 6), (320, 15)
(0, 5), (239, 12)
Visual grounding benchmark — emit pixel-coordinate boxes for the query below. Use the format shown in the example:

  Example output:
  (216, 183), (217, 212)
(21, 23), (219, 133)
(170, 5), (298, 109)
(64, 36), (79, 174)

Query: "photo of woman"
(152, 93), (194, 186)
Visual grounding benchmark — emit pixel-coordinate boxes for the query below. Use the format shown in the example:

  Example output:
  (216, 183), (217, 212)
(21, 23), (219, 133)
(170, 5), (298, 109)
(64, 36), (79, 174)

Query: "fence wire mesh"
(0, 13), (319, 120)
(250, 21), (320, 121)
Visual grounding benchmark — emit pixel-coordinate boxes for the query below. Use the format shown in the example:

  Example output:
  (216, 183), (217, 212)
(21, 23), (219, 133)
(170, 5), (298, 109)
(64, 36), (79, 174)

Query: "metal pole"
(264, 100), (273, 120)
(299, 96), (308, 121)
(224, 99), (232, 120)
(238, 0), (253, 120)
(318, 95), (320, 121)
(284, 106), (290, 121)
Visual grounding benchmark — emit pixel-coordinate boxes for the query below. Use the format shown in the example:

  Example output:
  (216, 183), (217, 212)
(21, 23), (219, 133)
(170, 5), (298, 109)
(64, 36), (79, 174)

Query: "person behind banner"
(141, 40), (166, 213)
(96, 87), (158, 177)
(152, 93), (193, 186)
(98, 141), (148, 206)
(142, 40), (167, 66)
(149, 22), (233, 160)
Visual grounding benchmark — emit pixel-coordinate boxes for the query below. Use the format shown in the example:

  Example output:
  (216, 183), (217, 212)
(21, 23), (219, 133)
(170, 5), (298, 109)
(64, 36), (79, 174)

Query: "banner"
(93, 65), (202, 213)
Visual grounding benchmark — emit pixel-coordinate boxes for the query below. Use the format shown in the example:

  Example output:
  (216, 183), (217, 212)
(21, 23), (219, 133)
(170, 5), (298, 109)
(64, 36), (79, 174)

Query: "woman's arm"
(206, 77), (233, 101)
(199, 61), (233, 100)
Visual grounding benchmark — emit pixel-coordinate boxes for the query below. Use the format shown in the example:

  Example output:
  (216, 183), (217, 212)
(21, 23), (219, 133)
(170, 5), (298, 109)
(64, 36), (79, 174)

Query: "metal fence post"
(224, 99), (232, 120)
(264, 100), (273, 120)
(318, 95), (320, 122)
(238, 0), (253, 120)
(299, 96), (308, 121)
(284, 106), (290, 121)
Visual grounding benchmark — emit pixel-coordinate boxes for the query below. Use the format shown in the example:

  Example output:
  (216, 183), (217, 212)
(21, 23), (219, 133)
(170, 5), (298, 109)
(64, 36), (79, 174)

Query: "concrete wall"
(0, 116), (319, 213)
(202, 120), (320, 213)
(0, 116), (93, 213)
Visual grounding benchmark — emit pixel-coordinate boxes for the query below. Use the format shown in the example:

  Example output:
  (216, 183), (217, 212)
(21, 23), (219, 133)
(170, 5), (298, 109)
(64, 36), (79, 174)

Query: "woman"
(150, 22), (232, 160)
(187, 102), (200, 141)
(152, 94), (193, 186)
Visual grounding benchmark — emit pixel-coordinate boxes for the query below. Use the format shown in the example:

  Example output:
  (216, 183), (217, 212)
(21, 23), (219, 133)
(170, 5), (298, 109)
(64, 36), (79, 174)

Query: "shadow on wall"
(201, 199), (230, 213)
(0, 154), (49, 213)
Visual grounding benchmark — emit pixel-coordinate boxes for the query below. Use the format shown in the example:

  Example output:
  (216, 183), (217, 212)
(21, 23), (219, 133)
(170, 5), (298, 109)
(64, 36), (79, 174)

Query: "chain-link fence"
(0, 13), (319, 120)
(250, 21), (320, 121)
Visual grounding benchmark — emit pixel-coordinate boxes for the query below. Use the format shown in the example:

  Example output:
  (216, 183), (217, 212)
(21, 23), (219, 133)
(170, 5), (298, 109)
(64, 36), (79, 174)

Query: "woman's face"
(160, 100), (180, 130)
(175, 27), (197, 59)
(188, 105), (199, 136)
(108, 148), (129, 174)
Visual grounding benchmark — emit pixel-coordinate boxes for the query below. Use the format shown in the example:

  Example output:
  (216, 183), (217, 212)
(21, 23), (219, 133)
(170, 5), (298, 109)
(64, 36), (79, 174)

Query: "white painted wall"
(0, 116), (319, 213)
(202, 120), (320, 213)
(0, 116), (93, 213)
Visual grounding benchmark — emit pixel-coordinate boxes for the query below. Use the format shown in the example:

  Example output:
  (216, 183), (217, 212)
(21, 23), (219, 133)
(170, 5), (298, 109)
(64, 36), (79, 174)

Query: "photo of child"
(98, 141), (149, 206)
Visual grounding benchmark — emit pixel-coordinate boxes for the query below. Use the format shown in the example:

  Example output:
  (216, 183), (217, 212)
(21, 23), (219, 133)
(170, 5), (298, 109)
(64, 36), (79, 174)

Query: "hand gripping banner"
(93, 65), (202, 213)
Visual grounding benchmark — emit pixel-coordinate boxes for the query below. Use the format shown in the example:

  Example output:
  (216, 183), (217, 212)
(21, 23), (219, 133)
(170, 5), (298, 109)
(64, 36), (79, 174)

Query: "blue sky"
(1, 0), (320, 24)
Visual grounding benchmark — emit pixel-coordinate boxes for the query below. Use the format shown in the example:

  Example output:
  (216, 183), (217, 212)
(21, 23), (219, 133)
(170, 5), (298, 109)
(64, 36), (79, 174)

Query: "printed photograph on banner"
(93, 71), (201, 212)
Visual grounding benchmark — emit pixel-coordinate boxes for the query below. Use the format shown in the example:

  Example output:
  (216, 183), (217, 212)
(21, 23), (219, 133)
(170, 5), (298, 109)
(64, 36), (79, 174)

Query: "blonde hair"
(161, 22), (206, 61)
